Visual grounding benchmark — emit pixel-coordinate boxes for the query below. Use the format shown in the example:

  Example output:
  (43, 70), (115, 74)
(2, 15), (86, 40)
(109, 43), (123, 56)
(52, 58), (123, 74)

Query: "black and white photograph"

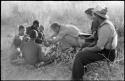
(1, 1), (124, 80)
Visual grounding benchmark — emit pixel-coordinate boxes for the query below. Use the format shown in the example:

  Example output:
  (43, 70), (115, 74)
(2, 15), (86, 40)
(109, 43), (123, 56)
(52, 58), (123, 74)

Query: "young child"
(11, 25), (29, 61)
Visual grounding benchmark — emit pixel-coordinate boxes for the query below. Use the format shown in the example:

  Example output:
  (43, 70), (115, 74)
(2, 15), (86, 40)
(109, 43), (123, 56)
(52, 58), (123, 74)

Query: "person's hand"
(44, 40), (51, 47)
(85, 35), (94, 39)
(24, 37), (30, 42)
(47, 39), (53, 44)
(88, 41), (96, 47)
(82, 46), (100, 52)
(82, 47), (90, 51)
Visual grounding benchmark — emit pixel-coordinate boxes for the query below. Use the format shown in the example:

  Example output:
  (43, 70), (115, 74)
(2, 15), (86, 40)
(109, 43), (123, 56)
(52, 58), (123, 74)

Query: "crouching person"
(20, 30), (54, 67)
(71, 6), (118, 80)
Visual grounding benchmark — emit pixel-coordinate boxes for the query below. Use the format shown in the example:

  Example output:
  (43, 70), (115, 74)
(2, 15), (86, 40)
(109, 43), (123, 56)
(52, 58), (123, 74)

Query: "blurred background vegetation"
(1, 1), (124, 37)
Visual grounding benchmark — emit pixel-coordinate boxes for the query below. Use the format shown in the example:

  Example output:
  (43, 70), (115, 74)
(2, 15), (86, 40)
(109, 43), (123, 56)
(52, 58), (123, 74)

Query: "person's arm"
(12, 35), (21, 48)
(88, 31), (96, 38)
(46, 32), (58, 45)
(83, 25), (111, 51)
(85, 35), (94, 40)
(50, 32), (58, 39)
(11, 35), (16, 47)
(51, 30), (67, 44)
(42, 33), (45, 40)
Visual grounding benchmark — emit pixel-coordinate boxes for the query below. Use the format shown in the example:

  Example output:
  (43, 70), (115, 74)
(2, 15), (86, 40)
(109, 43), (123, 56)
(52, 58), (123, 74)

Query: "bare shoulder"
(65, 24), (77, 28)
(64, 24), (81, 34)
(67, 24), (80, 31)
(62, 24), (78, 30)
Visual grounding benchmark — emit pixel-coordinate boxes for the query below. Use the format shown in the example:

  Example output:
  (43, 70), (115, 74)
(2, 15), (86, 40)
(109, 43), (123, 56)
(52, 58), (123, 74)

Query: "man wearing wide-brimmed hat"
(71, 5), (118, 80)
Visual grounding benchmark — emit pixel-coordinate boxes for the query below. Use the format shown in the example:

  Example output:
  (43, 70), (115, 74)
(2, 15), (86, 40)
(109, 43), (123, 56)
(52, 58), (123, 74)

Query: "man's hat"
(93, 5), (109, 19)
(85, 8), (94, 16)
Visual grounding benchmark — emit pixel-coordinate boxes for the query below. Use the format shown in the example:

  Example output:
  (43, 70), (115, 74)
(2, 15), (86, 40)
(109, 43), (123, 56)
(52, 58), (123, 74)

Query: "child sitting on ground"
(20, 30), (55, 68)
(10, 25), (29, 62)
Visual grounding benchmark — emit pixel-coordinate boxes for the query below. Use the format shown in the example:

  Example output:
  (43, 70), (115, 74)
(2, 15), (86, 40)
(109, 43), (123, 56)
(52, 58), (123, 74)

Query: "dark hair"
(94, 13), (106, 20)
(29, 30), (38, 39)
(51, 22), (60, 29)
(33, 20), (39, 25)
(85, 8), (94, 16)
(19, 25), (25, 30)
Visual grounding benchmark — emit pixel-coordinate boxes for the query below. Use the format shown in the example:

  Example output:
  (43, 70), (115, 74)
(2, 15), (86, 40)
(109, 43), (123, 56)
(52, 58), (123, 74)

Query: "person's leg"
(10, 48), (20, 61)
(72, 49), (105, 80)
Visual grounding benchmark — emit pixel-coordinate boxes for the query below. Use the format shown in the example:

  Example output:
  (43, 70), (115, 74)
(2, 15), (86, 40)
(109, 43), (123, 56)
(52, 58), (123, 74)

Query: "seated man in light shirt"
(71, 6), (118, 81)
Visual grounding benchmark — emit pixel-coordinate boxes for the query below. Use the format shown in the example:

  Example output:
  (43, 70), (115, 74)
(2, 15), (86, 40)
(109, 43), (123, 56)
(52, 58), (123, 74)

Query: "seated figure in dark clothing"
(79, 8), (100, 48)
(71, 6), (118, 81)
(11, 25), (29, 61)
(26, 20), (44, 44)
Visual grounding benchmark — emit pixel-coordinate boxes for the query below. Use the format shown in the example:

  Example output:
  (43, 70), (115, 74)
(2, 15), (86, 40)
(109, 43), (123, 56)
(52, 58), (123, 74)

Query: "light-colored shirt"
(96, 20), (118, 50)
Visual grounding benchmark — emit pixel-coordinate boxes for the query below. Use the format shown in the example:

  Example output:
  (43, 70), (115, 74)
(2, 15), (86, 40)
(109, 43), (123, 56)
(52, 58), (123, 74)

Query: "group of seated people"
(11, 20), (56, 67)
(11, 19), (94, 68)
(10, 5), (118, 80)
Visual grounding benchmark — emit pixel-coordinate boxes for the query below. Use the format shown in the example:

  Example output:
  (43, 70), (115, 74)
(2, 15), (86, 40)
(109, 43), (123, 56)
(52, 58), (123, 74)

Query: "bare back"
(59, 24), (85, 48)
(21, 41), (41, 65)
(60, 24), (81, 38)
